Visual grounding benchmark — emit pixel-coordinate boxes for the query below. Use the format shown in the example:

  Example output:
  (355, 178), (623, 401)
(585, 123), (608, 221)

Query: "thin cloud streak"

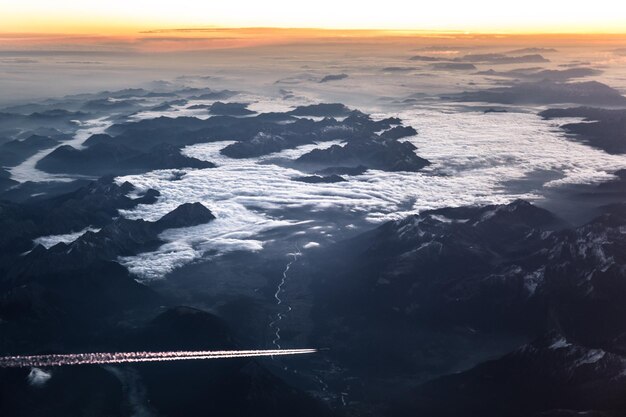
(0, 349), (317, 368)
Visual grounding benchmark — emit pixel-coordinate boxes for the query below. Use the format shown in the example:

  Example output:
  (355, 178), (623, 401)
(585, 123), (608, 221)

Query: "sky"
(1, 0), (626, 34)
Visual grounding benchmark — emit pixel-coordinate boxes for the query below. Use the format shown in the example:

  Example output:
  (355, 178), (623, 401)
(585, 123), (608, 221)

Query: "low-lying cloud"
(116, 106), (626, 280)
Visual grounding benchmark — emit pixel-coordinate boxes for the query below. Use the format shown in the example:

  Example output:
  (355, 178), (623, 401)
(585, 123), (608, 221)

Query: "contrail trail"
(0, 348), (317, 368)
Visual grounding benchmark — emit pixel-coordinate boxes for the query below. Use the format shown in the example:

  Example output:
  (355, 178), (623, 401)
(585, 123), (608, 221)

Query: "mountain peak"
(155, 202), (215, 231)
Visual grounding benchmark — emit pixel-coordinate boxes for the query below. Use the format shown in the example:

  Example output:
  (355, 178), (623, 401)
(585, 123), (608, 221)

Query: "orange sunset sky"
(1, 0), (625, 53)
(2, 0), (626, 34)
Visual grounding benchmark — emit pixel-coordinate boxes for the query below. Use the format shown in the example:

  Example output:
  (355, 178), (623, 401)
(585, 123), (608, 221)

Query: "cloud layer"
(116, 105), (626, 280)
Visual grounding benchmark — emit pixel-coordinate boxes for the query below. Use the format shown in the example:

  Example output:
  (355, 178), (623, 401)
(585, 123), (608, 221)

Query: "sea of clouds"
(113, 104), (626, 281)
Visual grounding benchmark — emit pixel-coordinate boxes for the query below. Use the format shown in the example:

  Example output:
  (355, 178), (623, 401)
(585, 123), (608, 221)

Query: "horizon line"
(3, 27), (626, 36)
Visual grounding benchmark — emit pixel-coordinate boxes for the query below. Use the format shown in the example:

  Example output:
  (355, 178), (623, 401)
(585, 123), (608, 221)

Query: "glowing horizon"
(2, 0), (626, 35)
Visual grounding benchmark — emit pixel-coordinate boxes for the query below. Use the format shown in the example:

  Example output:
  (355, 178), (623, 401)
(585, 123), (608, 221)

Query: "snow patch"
(575, 349), (605, 366)
(549, 337), (572, 350)
(27, 368), (52, 386)
(33, 227), (101, 249)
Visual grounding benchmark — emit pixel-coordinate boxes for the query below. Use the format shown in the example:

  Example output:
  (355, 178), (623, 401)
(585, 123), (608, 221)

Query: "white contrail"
(0, 348), (317, 368)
